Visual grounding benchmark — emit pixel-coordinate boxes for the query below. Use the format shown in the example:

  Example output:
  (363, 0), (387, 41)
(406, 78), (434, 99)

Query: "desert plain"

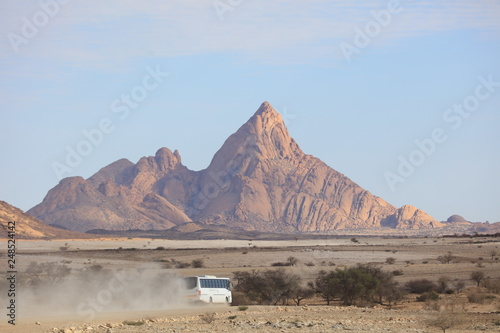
(1, 235), (500, 333)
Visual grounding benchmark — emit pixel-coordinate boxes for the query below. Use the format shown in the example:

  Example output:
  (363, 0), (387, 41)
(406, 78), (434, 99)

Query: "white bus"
(183, 275), (232, 304)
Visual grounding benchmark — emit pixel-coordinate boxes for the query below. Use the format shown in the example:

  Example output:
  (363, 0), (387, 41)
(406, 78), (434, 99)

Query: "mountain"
(29, 102), (442, 233)
(0, 201), (89, 239)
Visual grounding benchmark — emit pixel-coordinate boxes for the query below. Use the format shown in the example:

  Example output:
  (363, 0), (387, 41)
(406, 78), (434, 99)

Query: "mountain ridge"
(29, 102), (442, 232)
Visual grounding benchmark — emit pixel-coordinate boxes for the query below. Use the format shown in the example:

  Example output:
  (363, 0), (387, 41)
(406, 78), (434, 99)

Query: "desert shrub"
(199, 313), (216, 324)
(426, 312), (463, 333)
(123, 321), (144, 326)
(467, 292), (487, 304)
(385, 257), (396, 265)
(416, 291), (439, 302)
(351, 237), (359, 243)
(271, 262), (290, 267)
(191, 259), (205, 268)
(483, 277), (500, 293)
(238, 306), (249, 311)
(392, 270), (404, 276)
(311, 264), (403, 306)
(437, 276), (451, 294)
(23, 262), (71, 286)
(437, 252), (454, 264)
(175, 262), (191, 269)
(405, 279), (437, 294)
(232, 269), (302, 305)
(156, 246), (166, 250)
(470, 271), (485, 287)
(287, 256), (298, 266)
(453, 280), (466, 293)
(305, 262), (315, 267)
(230, 291), (252, 306)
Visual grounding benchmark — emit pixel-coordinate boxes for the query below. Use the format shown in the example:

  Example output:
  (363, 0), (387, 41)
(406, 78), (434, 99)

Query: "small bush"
(156, 246), (166, 250)
(228, 315), (237, 320)
(123, 321), (144, 326)
(417, 291), (439, 302)
(287, 256), (298, 266)
(405, 279), (437, 294)
(467, 292), (486, 304)
(271, 262), (290, 267)
(392, 270), (404, 276)
(386, 257), (396, 265)
(238, 306), (249, 311)
(191, 259), (205, 268)
(305, 262), (315, 267)
(200, 313), (216, 324)
(175, 262), (191, 269)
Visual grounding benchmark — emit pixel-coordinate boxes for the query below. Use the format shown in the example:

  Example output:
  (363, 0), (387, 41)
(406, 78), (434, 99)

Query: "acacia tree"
(471, 271), (485, 287)
(313, 265), (403, 306)
(311, 270), (337, 305)
(232, 269), (302, 305)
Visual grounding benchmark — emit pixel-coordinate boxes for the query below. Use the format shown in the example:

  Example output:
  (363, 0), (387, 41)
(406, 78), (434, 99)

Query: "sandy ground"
(1, 236), (499, 332)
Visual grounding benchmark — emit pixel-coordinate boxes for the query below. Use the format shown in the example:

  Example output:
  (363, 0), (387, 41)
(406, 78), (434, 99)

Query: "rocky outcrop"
(446, 214), (468, 223)
(29, 148), (193, 232)
(29, 102), (441, 232)
(0, 201), (89, 239)
(381, 205), (443, 229)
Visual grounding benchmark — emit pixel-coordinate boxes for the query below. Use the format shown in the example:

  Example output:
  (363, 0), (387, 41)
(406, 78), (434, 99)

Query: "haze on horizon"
(0, 0), (499, 223)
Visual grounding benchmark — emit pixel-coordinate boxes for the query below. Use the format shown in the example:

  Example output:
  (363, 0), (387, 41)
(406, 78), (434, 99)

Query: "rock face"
(0, 201), (89, 239)
(29, 102), (441, 232)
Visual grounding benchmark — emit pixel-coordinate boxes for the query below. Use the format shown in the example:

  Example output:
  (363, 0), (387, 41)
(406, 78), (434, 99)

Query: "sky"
(0, 0), (499, 223)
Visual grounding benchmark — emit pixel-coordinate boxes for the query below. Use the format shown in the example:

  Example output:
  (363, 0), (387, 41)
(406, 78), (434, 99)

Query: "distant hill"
(29, 102), (442, 233)
(0, 200), (91, 239)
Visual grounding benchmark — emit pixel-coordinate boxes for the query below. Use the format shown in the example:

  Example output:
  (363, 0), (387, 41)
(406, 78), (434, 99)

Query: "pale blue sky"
(1, 0), (499, 223)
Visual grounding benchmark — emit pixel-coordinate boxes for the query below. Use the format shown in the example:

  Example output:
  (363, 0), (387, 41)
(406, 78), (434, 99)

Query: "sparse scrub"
(437, 276), (451, 294)
(305, 262), (315, 267)
(471, 271), (485, 287)
(175, 262), (191, 269)
(123, 320), (145, 326)
(405, 279), (437, 294)
(287, 256), (298, 266)
(238, 306), (248, 311)
(426, 311), (463, 333)
(392, 270), (404, 276)
(191, 259), (205, 268)
(200, 313), (216, 324)
(385, 257), (396, 265)
(416, 291), (439, 302)
(437, 252), (454, 264)
(467, 292), (487, 304)
(484, 277), (500, 293)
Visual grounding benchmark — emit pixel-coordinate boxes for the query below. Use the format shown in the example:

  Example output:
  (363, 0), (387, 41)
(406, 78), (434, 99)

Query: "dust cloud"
(2, 262), (189, 322)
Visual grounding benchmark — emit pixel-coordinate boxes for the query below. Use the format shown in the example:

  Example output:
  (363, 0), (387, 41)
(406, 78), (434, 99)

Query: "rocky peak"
(155, 147), (182, 171)
(136, 147), (182, 173)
